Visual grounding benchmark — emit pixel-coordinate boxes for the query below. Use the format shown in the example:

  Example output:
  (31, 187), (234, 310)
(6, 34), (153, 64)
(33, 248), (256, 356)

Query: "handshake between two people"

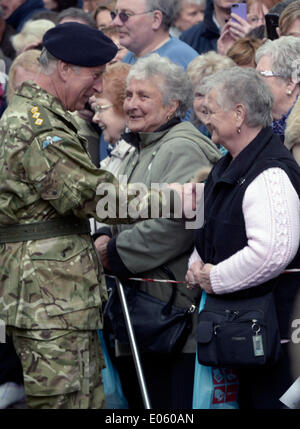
(95, 181), (215, 292)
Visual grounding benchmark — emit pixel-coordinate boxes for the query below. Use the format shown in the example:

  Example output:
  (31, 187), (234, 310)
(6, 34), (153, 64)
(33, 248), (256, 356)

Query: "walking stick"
(115, 277), (152, 409)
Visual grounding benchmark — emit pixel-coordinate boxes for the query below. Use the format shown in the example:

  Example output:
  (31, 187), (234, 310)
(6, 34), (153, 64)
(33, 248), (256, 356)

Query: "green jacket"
(0, 82), (126, 333)
(107, 120), (221, 352)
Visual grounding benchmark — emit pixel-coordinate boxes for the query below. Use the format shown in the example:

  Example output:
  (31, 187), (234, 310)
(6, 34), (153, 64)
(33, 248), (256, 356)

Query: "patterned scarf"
(271, 98), (298, 142)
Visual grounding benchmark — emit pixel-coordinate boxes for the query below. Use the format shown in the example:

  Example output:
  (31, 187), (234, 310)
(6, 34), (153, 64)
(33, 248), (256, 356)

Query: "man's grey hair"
(173, 0), (206, 20)
(126, 53), (193, 119)
(200, 67), (274, 128)
(38, 48), (58, 75)
(145, 0), (181, 30)
(255, 36), (300, 83)
(38, 47), (80, 75)
(56, 7), (97, 28)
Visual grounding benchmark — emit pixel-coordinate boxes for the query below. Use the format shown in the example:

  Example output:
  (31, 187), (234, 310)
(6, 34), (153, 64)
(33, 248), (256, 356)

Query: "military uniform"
(0, 82), (123, 408)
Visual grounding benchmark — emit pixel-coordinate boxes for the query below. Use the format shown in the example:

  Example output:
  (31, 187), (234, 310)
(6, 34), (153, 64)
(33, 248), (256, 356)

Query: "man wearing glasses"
(111, 0), (198, 69)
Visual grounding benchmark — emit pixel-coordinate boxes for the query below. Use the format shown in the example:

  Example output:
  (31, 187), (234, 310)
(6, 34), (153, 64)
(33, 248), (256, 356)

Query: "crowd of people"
(0, 0), (299, 411)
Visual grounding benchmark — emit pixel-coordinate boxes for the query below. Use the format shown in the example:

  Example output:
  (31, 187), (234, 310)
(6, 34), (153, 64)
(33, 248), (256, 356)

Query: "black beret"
(42, 22), (118, 67)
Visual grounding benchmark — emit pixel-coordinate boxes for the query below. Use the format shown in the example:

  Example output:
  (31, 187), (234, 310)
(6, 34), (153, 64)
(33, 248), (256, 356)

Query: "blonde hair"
(187, 51), (235, 88)
(7, 49), (40, 103)
(227, 37), (263, 67)
(279, 0), (300, 36)
(11, 19), (55, 54)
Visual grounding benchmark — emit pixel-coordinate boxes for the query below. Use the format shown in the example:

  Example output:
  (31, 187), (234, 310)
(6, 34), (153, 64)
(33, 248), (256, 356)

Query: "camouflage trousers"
(7, 328), (105, 409)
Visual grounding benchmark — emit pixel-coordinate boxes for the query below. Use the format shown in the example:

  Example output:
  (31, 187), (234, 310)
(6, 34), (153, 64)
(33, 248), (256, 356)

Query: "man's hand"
(94, 235), (111, 270)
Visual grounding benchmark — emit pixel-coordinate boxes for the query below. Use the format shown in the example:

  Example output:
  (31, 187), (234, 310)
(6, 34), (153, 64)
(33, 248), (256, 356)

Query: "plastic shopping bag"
(193, 291), (239, 409)
(98, 330), (128, 409)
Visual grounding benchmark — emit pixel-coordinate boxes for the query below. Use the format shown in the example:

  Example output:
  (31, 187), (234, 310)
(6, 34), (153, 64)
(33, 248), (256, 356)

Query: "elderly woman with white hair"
(96, 53), (221, 409)
(186, 67), (300, 409)
(256, 35), (300, 142)
(11, 19), (55, 55)
(187, 50), (235, 141)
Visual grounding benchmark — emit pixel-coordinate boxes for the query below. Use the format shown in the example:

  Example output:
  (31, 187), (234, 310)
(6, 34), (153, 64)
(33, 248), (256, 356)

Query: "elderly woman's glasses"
(110, 10), (153, 23)
(259, 70), (281, 77)
(95, 104), (113, 112)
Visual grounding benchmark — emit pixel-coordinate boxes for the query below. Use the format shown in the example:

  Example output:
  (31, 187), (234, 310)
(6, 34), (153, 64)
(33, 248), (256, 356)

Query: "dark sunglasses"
(110, 10), (152, 23)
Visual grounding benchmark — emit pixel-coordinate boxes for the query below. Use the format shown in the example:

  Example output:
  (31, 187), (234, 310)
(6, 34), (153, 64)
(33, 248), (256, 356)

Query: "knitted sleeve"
(210, 168), (300, 294)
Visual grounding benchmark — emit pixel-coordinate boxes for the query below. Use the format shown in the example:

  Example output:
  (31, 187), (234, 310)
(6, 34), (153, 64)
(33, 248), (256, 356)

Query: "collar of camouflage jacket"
(16, 81), (80, 132)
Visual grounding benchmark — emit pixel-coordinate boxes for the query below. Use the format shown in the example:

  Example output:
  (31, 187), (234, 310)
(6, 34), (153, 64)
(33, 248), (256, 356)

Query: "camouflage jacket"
(0, 82), (123, 332)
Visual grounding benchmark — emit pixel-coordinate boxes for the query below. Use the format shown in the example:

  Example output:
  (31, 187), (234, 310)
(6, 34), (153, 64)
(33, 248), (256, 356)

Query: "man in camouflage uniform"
(0, 23), (123, 409)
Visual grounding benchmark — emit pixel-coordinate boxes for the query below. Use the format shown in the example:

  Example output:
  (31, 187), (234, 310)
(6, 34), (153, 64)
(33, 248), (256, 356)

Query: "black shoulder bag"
(196, 291), (282, 368)
(103, 267), (196, 354)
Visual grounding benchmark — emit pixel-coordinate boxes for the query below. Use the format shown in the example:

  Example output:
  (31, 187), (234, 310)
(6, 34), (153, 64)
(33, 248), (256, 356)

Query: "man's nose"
(112, 13), (124, 26)
(93, 78), (103, 94)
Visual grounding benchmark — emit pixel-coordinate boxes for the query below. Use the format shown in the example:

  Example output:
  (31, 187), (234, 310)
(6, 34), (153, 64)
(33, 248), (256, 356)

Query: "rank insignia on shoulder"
(31, 106), (44, 126)
(42, 135), (63, 149)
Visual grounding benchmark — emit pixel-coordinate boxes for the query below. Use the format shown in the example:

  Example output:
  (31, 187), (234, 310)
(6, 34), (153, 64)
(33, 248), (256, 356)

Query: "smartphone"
(265, 13), (279, 40)
(231, 3), (247, 23)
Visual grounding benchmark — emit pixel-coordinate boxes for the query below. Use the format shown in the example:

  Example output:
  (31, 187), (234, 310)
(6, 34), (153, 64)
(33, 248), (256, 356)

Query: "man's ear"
(152, 10), (163, 30)
(276, 26), (280, 37)
(57, 60), (72, 82)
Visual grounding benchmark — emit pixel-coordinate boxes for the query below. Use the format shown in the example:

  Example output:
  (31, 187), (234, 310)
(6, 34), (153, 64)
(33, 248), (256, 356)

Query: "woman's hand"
(229, 13), (253, 40)
(186, 260), (204, 284)
(217, 21), (235, 55)
(217, 14), (254, 55)
(186, 262), (215, 294)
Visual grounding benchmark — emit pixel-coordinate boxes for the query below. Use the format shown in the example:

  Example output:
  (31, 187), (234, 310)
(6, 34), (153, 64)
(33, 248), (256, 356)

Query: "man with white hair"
(111, 0), (198, 69)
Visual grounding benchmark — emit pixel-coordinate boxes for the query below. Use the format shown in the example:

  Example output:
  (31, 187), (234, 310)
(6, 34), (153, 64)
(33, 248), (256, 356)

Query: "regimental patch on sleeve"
(42, 135), (63, 150)
(28, 105), (52, 132)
